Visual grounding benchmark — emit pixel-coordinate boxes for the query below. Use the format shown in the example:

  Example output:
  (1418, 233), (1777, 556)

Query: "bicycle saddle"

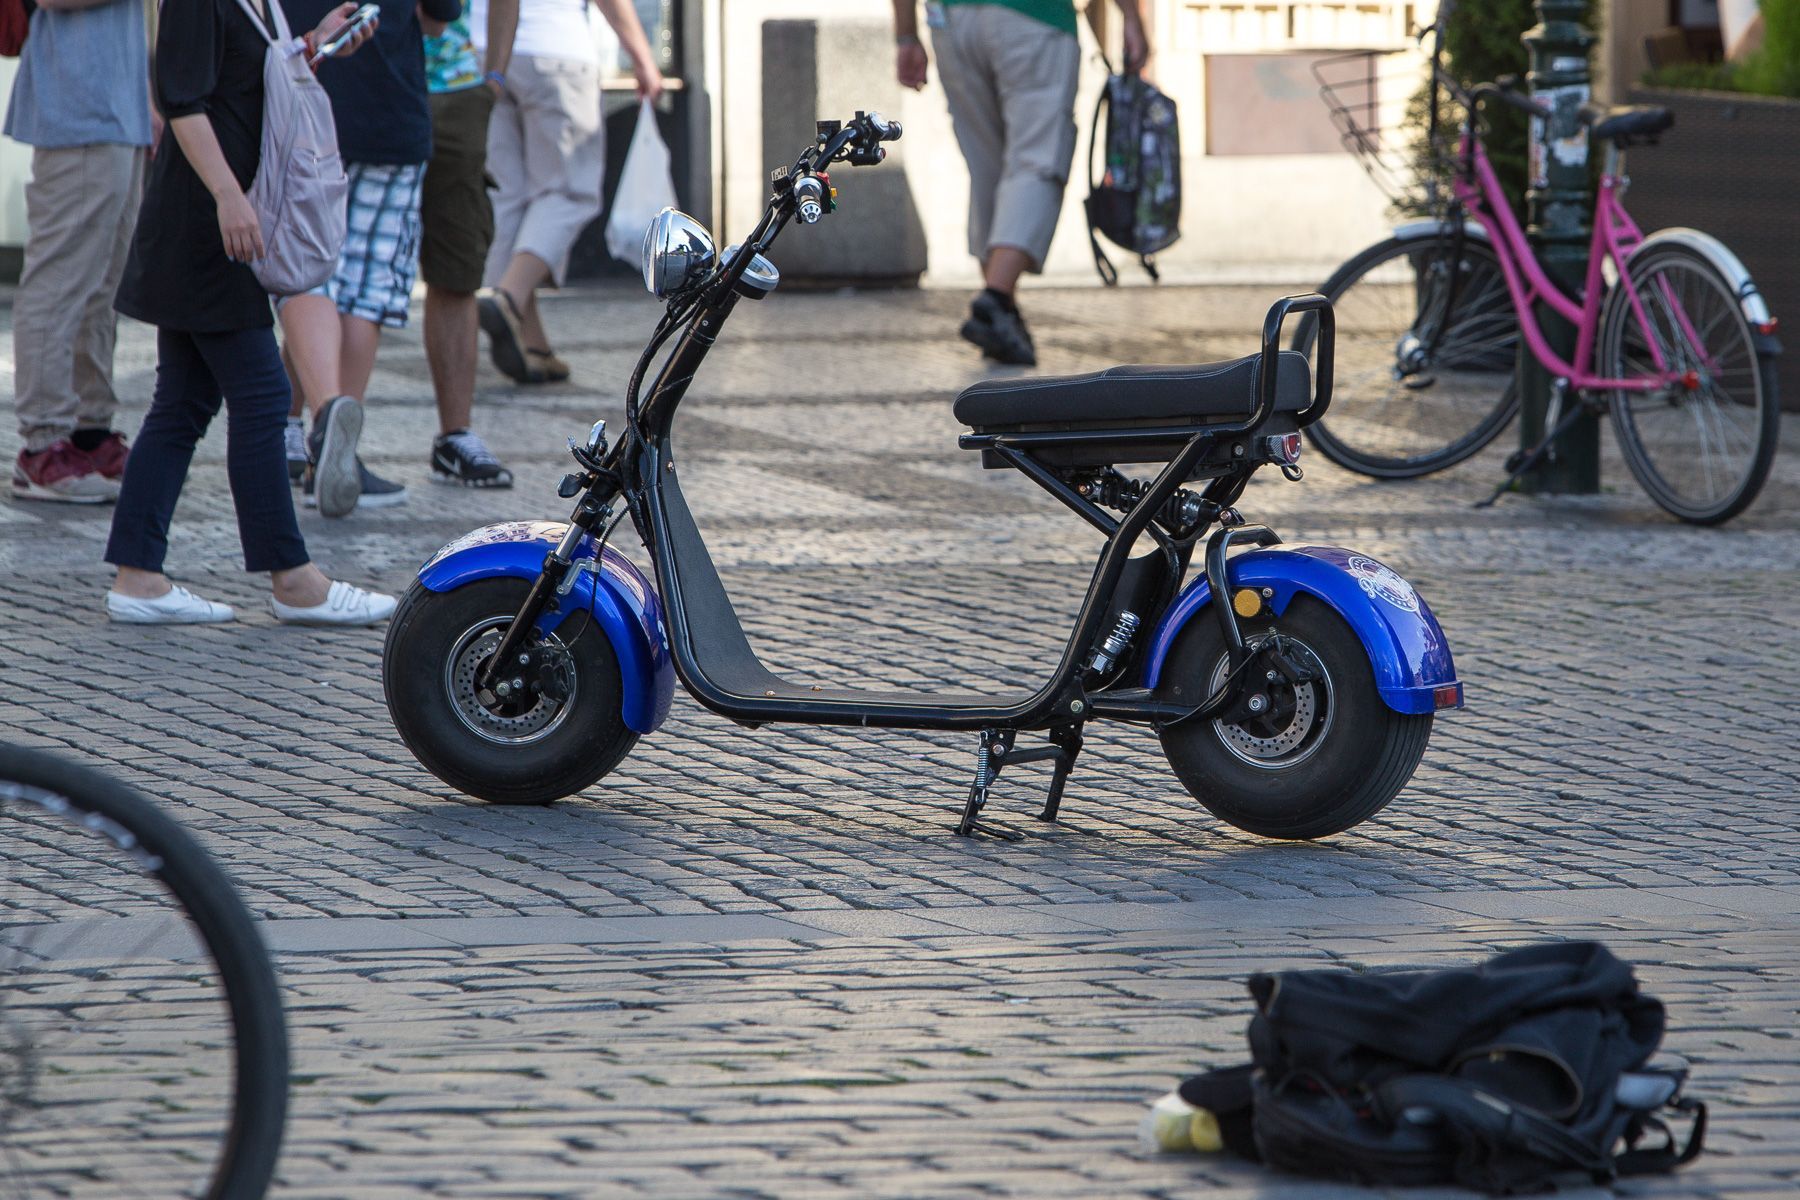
(955, 351), (1311, 430)
(1579, 103), (1674, 145)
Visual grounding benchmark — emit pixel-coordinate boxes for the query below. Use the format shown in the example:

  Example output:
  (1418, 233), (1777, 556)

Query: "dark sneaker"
(477, 289), (546, 383)
(285, 419), (310, 484)
(11, 440), (114, 504)
(430, 430), (514, 489)
(305, 459), (407, 509)
(959, 292), (1037, 366)
(308, 395), (363, 518)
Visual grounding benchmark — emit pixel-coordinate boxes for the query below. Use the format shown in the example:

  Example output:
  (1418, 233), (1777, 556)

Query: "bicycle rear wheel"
(1600, 242), (1780, 525)
(0, 744), (288, 1199)
(1300, 229), (1520, 478)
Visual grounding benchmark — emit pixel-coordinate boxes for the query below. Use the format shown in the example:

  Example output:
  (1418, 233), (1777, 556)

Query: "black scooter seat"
(954, 350), (1311, 431)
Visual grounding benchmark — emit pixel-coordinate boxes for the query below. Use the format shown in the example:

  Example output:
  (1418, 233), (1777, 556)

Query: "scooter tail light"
(1433, 684), (1464, 710)
(1262, 432), (1302, 465)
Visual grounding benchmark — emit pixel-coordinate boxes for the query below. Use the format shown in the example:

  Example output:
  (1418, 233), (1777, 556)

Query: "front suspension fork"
(475, 487), (614, 692)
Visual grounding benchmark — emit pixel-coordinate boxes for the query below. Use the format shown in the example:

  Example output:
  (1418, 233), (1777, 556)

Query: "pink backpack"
(233, 0), (347, 296)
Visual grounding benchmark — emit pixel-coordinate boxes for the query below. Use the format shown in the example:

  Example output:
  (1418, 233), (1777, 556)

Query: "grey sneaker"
(285, 419), (309, 484)
(959, 292), (1037, 367)
(308, 396), (363, 518)
(305, 459), (407, 509)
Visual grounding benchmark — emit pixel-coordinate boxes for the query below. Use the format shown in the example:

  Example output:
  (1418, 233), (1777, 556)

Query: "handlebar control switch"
(794, 176), (827, 224)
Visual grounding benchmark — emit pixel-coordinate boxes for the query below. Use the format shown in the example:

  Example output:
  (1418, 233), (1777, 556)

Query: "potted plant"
(1627, 0), (1800, 408)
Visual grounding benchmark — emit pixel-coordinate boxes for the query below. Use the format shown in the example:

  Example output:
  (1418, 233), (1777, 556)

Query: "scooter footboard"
(417, 522), (676, 734)
(1140, 546), (1462, 715)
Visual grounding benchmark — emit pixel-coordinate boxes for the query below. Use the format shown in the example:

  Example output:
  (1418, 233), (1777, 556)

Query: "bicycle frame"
(1450, 136), (1683, 394)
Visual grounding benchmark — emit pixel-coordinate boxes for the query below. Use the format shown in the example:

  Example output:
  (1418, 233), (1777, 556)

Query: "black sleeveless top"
(116, 0), (280, 332)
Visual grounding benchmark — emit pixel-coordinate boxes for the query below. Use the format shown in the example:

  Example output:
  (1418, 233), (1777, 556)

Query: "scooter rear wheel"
(383, 578), (638, 805)
(1156, 596), (1431, 839)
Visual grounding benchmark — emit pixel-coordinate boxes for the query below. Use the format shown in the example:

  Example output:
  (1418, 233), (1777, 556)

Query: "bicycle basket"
(1313, 48), (1456, 215)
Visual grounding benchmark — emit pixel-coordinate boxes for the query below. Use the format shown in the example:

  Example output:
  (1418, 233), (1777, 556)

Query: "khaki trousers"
(932, 5), (1080, 272)
(12, 143), (146, 451)
(483, 54), (606, 288)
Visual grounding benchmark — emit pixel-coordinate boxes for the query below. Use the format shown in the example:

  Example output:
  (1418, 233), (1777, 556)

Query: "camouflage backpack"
(1085, 71), (1181, 285)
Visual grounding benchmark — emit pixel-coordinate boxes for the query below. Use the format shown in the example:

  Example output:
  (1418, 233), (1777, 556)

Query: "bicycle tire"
(1600, 242), (1780, 525)
(0, 744), (288, 1200)
(1299, 229), (1520, 478)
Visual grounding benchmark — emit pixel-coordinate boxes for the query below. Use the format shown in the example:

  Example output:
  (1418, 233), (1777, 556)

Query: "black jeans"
(105, 326), (309, 575)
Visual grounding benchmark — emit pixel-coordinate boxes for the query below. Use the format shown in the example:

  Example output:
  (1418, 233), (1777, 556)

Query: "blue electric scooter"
(382, 112), (1463, 840)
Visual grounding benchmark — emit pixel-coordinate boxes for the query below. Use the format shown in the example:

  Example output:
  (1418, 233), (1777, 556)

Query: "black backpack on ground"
(1177, 942), (1706, 1193)
(1084, 68), (1180, 286)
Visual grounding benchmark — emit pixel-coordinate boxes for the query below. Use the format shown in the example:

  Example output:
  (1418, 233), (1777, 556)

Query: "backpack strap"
(1376, 1075), (1613, 1178)
(1614, 1097), (1706, 1175)
(1086, 76), (1119, 287)
(232, 0), (294, 50)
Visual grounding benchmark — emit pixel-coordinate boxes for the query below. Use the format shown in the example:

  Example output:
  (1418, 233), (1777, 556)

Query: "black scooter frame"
(484, 118), (1335, 746)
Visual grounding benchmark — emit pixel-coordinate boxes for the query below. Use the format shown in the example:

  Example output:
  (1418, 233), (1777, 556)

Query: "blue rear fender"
(416, 521), (676, 734)
(1140, 546), (1463, 715)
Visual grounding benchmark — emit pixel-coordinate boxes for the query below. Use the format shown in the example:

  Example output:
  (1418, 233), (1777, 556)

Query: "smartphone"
(309, 3), (380, 66)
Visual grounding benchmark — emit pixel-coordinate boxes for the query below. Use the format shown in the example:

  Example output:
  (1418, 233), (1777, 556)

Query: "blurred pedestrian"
(105, 0), (397, 626)
(278, 0), (461, 516)
(5, 0), (157, 503)
(418, 0), (518, 487)
(892, 0), (1149, 366)
(470, 0), (663, 383)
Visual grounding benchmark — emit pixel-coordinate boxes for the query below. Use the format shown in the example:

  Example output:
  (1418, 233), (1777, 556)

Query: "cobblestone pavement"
(2, 282), (1797, 1196)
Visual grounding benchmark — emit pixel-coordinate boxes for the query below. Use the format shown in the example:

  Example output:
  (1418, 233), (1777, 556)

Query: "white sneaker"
(107, 585), (237, 624)
(270, 580), (398, 626)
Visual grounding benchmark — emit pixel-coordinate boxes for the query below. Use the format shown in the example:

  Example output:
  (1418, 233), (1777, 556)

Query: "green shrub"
(1643, 0), (1800, 98)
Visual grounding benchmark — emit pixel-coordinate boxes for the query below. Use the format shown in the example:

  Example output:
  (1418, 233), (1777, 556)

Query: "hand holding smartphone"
(309, 3), (380, 66)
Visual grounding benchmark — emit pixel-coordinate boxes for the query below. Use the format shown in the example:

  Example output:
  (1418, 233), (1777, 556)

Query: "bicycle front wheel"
(1300, 230), (1520, 478)
(1600, 242), (1780, 525)
(0, 745), (288, 1199)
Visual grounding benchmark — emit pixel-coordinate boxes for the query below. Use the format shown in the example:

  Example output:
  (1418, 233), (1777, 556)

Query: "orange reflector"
(1434, 684), (1463, 709)
(1233, 588), (1262, 618)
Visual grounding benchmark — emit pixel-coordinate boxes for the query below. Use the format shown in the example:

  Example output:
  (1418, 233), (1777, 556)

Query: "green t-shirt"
(942, 0), (1078, 37)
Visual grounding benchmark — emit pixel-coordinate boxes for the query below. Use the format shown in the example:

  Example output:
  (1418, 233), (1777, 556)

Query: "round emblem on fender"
(1347, 555), (1420, 613)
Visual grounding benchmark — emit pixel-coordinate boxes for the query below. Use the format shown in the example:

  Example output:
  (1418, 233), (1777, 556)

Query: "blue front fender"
(417, 521), (675, 734)
(1140, 546), (1463, 715)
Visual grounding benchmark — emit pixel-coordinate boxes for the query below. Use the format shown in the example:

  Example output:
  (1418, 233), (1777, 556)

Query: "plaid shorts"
(313, 162), (425, 328)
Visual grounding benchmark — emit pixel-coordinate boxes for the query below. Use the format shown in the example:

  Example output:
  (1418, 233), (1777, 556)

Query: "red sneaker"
(84, 431), (130, 482)
(12, 440), (115, 504)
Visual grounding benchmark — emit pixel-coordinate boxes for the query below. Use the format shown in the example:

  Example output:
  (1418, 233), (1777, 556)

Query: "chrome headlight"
(641, 208), (717, 298)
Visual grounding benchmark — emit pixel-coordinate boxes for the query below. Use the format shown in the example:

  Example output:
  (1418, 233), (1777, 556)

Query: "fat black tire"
(0, 744), (289, 1199)
(1300, 231), (1520, 478)
(1156, 596), (1432, 839)
(383, 578), (638, 805)
(1600, 242), (1781, 525)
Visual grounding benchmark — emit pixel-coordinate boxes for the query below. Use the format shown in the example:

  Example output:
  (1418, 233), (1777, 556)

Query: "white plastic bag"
(605, 100), (678, 264)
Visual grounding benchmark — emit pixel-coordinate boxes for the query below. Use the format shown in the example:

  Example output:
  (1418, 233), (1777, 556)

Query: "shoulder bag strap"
(1086, 75), (1119, 287)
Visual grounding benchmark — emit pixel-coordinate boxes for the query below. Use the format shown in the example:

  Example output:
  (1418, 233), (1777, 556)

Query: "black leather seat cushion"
(1580, 103), (1674, 142)
(954, 350), (1311, 430)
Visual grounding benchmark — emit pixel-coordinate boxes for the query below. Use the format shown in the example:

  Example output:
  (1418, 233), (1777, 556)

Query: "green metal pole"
(1517, 0), (1599, 493)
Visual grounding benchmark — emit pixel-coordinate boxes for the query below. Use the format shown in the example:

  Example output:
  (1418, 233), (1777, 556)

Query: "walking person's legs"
(422, 85), (514, 487)
(479, 54), (602, 384)
(12, 145), (139, 502)
(70, 145), (147, 488)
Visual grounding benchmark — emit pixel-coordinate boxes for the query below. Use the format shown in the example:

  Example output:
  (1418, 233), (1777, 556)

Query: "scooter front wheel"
(383, 578), (638, 805)
(1156, 596), (1431, 839)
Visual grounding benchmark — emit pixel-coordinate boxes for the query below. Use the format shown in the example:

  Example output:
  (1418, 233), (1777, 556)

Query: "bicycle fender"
(417, 521), (675, 734)
(1140, 546), (1463, 715)
(1630, 227), (1781, 356)
(1391, 217), (1491, 244)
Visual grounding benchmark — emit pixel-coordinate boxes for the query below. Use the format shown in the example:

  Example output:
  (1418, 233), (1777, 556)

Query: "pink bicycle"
(1305, 24), (1780, 524)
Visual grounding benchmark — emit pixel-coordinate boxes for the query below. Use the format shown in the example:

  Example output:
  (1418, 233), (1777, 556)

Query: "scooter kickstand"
(1035, 724), (1084, 823)
(956, 729), (1024, 841)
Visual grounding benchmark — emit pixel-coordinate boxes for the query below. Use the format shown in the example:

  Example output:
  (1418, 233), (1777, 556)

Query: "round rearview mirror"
(641, 208), (717, 298)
